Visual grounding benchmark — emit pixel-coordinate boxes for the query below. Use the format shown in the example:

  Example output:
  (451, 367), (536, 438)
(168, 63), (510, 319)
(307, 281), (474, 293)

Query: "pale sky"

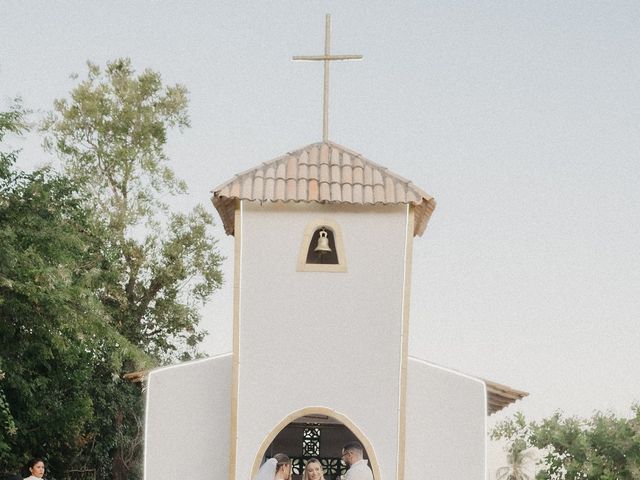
(3, 0), (640, 473)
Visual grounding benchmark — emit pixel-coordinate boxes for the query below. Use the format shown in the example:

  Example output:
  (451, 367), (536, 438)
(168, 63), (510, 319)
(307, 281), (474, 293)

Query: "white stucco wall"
(234, 201), (410, 479)
(405, 357), (487, 480)
(144, 354), (231, 480)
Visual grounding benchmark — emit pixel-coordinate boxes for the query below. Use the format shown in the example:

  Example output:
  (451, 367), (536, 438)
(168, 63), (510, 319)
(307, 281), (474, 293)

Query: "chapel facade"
(142, 15), (526, 480)
(142, 141), (526, 480)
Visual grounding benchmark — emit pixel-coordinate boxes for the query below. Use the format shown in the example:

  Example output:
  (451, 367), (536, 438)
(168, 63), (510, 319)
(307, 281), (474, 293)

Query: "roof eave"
(211, 194), (436, 237)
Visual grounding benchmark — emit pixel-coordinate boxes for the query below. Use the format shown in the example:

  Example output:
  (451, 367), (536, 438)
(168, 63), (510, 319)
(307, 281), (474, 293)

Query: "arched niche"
(251, 407), (379, 480)
(297, 220), (347, 272)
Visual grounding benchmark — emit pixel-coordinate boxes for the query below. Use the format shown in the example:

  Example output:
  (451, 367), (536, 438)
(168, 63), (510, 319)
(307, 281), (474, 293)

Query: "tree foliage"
(43, 58), (223, 361)
(492, 406), (640, 480)
(2, 58), (224, 479)
(0, 102), (152, 478)
(493, 413), (537, 480)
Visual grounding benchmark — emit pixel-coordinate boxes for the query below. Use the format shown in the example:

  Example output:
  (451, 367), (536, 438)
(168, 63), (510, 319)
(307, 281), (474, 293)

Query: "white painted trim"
(395, 203), (412, 480)
(148, 353), (231, 377)
(408, 356), (488, 387)
(229, 199), (244, 480)
(143, 370), (151, 480)
(484, 399), (488, 480)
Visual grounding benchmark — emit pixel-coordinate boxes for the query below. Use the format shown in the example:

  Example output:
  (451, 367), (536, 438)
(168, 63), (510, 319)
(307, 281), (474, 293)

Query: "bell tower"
(212, 140), (435, 479)
(211, 15), (436, 480)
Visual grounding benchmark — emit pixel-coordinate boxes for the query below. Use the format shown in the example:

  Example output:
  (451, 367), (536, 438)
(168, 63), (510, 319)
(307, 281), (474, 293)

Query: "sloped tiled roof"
(485, 380), (529, 415)
(212, 141), (436, 236)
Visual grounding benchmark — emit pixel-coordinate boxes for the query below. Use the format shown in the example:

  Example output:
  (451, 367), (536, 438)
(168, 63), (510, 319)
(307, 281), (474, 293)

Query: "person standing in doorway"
(302, 458), (325, 480)
(341, 442), (373, 480)
(254, 453), (292, 480)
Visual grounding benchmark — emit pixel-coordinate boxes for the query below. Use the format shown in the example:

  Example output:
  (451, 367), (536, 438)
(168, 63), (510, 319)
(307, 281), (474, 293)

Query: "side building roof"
(485, 380), (529, 415)
(212, 141), (436, 236)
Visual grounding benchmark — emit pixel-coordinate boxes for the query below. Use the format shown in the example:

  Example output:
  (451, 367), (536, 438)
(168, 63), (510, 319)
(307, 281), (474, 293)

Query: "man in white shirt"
(341, 441), (373, 480)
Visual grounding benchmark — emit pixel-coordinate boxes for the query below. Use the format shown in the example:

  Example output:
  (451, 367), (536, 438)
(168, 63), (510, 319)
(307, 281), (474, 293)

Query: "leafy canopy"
(0, 101), (151, 477)
(492, 406), (640, 480)
(44, 58), (189, 227)
(43, 58), (224, 361)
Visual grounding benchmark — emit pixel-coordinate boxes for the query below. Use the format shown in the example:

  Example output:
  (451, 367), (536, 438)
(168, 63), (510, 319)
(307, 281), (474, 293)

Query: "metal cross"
(293, 14), (363, 142)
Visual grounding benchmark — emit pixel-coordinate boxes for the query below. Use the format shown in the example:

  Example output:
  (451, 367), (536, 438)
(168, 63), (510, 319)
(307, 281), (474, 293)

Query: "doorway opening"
(253, 409), (378, 480)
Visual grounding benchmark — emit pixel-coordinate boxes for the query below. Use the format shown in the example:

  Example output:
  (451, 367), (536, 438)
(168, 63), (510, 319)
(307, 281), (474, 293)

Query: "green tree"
(43, 58), (224, 361)
(0, 102), (151, 478)
(41, 58), (224, 480)
(492, 406), (640, 480)
(0, 100), (28, 470)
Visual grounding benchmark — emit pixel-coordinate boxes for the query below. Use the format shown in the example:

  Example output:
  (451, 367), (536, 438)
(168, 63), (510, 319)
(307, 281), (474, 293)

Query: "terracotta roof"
(211, 141), (436, 237)
(484, 379), (529, 415)
(122, 370), (147, 383)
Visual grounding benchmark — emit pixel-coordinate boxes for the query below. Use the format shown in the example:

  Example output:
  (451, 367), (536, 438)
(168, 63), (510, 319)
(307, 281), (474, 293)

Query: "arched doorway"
(251, 407), (379, 480)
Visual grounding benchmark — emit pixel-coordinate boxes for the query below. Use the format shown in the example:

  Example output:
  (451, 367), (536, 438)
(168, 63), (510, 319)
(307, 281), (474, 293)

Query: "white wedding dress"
(254, 457), (277, 480)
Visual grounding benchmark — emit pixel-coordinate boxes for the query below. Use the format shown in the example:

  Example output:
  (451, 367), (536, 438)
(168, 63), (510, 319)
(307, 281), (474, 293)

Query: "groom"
(340, 441), (373, 480)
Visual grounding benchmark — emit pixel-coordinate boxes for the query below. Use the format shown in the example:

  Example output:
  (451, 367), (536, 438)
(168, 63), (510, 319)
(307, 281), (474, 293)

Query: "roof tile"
(342, 163), (353, 184)
(286, 156), (297, 179)
(353, 165), (364, 184)
(319, 181), (330, 200)
(242, 175), (253, 197)
(319, 163), (330, 183)
(363, 185), (373, 204)
(331, 182), (342, 201)
(286, 178), (297, 200)
(253, 175), (264, 199)
(330, 147), (340, 165)
(352, 183), (363, 203)
(297, 178), (308, 199)
(342, 183), (353, 203)
(265, 165), (275, 179)
(363, 165), (372, 185)
(373, 184), (385, 201)
(275, 177), (285, 199)
(331, 164), (341, 183)
(212, 141), (436, 236)
(264, 177), (275, 201)
(372, 169), (383, 186)
(230, 180), (240, 198)
(308, 146), (319, 166)
(384, 177), (395, 203)
(308, 178), (319, 201)
(320, 143), (330, 164)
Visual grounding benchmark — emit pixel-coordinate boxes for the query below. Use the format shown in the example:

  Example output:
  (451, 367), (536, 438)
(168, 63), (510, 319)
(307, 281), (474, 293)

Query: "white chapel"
(142, 15), (526, 480)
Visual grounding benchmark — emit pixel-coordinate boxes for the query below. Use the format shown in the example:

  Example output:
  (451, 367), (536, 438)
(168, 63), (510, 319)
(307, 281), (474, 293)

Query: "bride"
(255, 453), (292, 480)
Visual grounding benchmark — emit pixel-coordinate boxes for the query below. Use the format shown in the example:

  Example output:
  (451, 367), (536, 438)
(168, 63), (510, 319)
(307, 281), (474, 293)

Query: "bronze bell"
(314, 229), (332, 254)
